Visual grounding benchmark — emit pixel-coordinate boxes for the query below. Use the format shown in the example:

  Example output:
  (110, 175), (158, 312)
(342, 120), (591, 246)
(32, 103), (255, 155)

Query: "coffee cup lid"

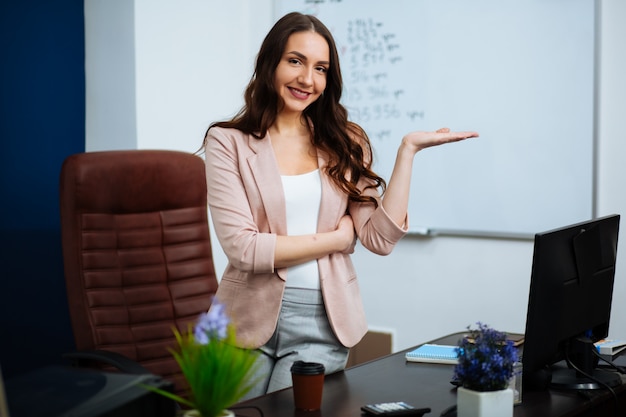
(290, 360), (325, 375)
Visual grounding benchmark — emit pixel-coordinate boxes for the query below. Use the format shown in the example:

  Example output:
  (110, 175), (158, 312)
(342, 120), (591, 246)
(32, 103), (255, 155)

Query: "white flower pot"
(457, 387), (514, 417)
(181, 409), (234, 417)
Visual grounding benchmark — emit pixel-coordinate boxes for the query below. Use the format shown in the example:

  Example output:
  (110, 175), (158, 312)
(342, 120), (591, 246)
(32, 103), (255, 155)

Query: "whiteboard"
(275, 0), (596, 238)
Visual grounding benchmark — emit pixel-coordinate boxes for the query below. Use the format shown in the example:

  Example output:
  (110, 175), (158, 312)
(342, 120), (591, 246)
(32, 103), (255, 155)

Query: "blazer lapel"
(247, 133), (288, 236)
(316, 152), (348, 232)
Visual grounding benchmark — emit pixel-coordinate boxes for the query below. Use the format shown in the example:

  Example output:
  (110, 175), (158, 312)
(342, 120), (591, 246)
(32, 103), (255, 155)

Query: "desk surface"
(234, 332), (626, 417)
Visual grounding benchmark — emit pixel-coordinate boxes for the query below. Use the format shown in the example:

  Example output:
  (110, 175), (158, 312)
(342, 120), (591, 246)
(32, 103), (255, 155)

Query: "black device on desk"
(5, 365), (176, 417)
(361, 402), (430, 416)
(522, 214), (622, 392)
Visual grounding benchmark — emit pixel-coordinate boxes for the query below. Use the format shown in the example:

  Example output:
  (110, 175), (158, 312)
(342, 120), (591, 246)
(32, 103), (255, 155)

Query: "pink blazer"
(204, 126), (408, 348)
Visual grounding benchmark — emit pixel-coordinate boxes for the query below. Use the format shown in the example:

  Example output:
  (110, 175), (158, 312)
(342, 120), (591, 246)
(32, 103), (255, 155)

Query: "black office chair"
(59, 149), (219, 397)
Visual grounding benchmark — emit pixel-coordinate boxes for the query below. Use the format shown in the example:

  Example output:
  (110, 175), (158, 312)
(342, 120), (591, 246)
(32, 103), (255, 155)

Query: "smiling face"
(273, 31), (330, 116)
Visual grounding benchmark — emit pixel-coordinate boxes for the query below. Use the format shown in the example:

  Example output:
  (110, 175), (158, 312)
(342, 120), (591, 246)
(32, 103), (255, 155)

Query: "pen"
(440, 404), (457, 416)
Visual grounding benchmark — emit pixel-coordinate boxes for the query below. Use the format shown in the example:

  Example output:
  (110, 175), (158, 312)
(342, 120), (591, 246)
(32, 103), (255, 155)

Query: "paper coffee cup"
(290, 361), (325, 411)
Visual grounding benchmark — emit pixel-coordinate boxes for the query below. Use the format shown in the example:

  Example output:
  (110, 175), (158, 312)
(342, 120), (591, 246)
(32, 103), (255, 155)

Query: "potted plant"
(146, 298), (260, 417)
(453, 322), (519, 417)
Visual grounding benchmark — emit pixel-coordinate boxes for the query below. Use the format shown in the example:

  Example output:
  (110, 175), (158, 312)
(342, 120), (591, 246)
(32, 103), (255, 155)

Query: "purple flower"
(194, 299), (230, 344)
(453, 322), (519, 391)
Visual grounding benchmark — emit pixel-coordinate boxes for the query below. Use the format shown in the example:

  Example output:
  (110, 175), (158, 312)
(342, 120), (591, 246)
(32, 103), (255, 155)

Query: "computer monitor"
(522, 214), (621, 392)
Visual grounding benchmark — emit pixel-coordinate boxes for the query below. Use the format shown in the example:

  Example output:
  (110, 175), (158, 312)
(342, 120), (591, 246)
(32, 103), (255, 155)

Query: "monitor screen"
(522, 214), (621, 392)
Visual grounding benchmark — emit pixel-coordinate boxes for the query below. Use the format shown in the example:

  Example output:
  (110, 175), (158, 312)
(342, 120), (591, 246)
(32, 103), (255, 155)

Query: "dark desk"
(234, 332), (626, 417)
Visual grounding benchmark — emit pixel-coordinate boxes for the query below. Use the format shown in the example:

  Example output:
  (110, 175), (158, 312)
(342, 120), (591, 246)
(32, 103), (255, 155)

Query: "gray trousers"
(242, 287), (350, 400)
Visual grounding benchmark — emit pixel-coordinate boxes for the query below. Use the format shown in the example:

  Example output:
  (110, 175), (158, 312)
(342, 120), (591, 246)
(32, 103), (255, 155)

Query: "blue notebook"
(405, 344), (458, 364)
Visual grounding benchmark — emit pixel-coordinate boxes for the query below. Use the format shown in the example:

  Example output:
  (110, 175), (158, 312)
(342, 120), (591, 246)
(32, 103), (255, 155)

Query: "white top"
(281, 169), (322, 290)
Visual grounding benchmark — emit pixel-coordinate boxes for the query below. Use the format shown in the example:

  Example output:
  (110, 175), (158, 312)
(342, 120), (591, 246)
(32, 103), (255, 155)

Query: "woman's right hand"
(273, 214), (356, 268)
(336, 214), (356, 254)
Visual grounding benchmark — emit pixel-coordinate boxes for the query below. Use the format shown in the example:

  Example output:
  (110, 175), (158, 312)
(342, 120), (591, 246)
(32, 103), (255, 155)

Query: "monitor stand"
(550, 365), (622, 390)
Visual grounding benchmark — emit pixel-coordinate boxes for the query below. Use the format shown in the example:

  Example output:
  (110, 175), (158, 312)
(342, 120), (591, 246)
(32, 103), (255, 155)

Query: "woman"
(202, 12), (478, 398)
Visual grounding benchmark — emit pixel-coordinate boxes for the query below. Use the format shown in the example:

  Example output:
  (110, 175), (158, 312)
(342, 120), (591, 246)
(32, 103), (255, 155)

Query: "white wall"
(85, 0), (626, 353)
(85, 0), (136, 150)
(596, 0), (626, 347)
(85, 0), (274, 152)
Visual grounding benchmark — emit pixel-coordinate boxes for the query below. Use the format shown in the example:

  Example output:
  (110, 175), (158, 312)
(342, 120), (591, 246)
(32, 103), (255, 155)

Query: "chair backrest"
(59, 149), (218, 396)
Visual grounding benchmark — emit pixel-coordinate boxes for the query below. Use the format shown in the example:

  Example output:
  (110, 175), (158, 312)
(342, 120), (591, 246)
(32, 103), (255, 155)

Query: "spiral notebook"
(405, 344), (459, 364)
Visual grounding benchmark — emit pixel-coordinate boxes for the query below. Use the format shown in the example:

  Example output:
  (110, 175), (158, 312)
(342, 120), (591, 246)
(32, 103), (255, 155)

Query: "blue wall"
(0, 0), (85, 378)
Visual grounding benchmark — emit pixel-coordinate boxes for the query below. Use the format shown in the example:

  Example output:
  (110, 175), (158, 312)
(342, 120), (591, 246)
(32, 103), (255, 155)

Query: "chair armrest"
(63, 350), (151, 374)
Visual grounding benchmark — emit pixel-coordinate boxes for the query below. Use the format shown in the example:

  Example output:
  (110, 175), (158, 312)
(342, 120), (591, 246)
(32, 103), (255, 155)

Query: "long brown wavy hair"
(203, 12), (386, 205)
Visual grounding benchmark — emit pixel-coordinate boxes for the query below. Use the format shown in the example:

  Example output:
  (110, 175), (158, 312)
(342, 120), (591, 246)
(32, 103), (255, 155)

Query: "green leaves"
(144, 300), (261, 417)
(175, 327), (259, 417)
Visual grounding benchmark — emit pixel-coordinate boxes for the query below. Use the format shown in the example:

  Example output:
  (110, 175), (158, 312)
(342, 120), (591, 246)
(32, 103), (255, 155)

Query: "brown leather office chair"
(59, 149), (218, 397)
